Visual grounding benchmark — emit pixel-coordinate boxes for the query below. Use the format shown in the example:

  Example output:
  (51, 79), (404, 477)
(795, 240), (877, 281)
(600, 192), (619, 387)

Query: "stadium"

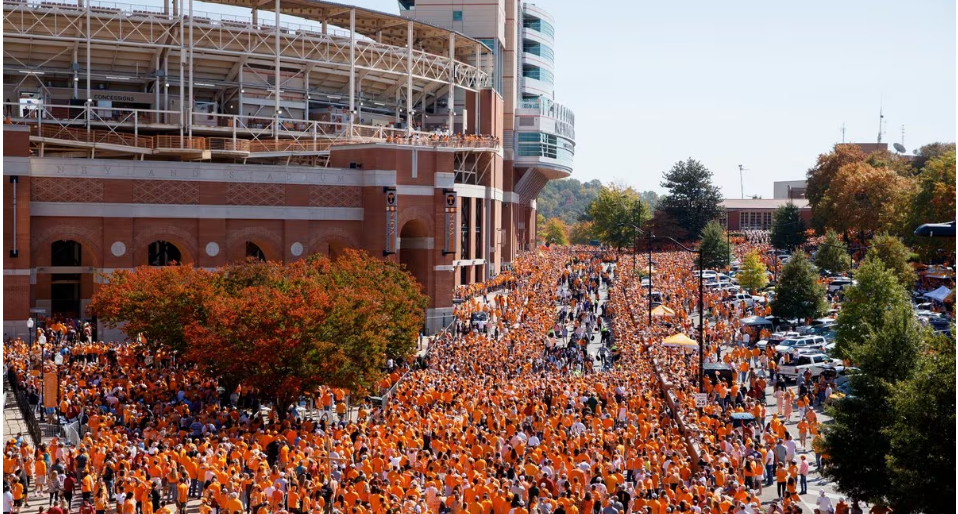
(2, 0), (575, 336)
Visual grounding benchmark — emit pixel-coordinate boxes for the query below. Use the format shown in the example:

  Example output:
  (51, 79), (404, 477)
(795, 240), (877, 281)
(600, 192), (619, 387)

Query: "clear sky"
(343, 0), (956, 198)
(166, 0), (956, 198)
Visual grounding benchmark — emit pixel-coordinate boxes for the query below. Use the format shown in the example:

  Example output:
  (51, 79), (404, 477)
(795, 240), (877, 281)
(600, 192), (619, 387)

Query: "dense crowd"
(4, 244), (874, 514)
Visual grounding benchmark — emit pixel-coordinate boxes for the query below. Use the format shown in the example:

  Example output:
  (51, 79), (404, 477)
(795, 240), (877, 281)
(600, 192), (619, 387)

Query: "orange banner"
(43, 371), (57, 408)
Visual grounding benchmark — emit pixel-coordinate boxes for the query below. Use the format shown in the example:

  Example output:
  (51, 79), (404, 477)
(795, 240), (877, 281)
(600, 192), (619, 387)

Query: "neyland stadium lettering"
(42, 163), (352, 186)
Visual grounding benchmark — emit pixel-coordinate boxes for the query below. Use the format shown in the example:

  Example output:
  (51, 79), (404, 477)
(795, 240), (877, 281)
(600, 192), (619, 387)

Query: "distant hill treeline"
(537, 178), (659, 225)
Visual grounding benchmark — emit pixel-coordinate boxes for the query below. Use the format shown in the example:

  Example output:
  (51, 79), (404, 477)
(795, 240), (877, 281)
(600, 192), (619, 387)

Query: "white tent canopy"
(924, 286), (953, 302)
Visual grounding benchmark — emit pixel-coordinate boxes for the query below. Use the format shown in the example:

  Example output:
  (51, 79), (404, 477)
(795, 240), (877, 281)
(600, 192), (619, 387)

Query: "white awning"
(924, 286), (953, 302)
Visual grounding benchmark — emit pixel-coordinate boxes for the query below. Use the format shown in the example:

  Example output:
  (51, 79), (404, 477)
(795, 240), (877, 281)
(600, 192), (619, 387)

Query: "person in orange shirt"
(10, 476), (25, 514)
(175, 478), (190, 514)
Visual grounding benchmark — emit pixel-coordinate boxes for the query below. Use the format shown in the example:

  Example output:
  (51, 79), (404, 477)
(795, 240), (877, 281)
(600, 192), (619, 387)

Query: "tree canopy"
(770, 251), (826, 320)
(91, 250), (429, 408)
(698, 220), (731, 269)
(536, 178), (604, 225)
(814, 229), (852, 276)
(822, 269), (951, 511)
(865, 233), (916, 289)
(541, 217), (570, 246)
(587, 185), (650, 249)
(658, 158), (723, 239)
(769, 203), (807, 251)
(901, 149), (956, 259)
(737, 251), (768, 294)
(833, 255), (911, 359)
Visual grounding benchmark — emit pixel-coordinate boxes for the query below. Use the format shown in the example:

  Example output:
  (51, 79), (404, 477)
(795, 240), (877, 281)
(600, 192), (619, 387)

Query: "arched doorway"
(148, 240), (182, 266)
(399, 220), (430, 293)
(245, 241), (266, 262)
(51, 240), (82, 318)
(328, 240), (347, 260)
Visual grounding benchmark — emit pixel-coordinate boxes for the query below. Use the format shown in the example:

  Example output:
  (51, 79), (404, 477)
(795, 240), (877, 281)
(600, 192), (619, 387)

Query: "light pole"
(720, 210), (731, 269)
(619, 222), (654, 327)
(654, 236), (705, 393)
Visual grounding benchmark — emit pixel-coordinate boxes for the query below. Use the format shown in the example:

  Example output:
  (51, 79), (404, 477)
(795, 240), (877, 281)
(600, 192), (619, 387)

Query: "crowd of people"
(4, 244), (876, 514)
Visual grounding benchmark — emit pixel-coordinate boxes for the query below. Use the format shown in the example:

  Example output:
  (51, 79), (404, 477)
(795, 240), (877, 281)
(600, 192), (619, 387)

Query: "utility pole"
(738, 165), (745, 198)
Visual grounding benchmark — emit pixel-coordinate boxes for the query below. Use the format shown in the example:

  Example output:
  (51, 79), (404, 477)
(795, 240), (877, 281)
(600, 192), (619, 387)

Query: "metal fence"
(5, 368), (44, 447)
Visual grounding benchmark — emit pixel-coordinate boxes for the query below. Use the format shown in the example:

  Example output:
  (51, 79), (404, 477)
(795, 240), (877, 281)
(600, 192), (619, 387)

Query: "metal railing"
(5, 368), (44, 447)
(7, 102), (499, 153)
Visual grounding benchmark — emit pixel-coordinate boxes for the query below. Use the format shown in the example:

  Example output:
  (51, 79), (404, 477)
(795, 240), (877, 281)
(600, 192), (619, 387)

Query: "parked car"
(778, 352), (843, 382)
(728, 292), (755, 308)
(471, 312), (489, 329)
(755, 331), (800, 350)
(828, 277), (856, 293)
(774, 336), (828, 354)
(703, 362), (734, 387)
(730, 412), (758, 437)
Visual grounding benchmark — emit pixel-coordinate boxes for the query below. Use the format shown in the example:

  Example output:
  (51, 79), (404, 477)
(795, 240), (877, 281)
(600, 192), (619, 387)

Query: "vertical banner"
(43, 371), (58, 408)
(384, 187), (398, 256)
(443, 190), (458, 256)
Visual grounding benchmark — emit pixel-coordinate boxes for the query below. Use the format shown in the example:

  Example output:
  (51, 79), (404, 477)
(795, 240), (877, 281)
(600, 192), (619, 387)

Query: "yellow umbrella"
(662, 333), (700, 351)
(650, 305), (676, 318)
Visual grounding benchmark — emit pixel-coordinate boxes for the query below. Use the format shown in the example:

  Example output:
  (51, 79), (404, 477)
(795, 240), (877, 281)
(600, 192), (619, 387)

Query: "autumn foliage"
(90, 250), (429, 407)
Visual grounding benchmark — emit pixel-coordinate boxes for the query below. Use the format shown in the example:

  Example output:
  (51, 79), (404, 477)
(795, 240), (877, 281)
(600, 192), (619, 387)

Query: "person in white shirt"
(816, 489), (833, 512)
(3, 488), (14, 514)
(569, 420), (587, 436)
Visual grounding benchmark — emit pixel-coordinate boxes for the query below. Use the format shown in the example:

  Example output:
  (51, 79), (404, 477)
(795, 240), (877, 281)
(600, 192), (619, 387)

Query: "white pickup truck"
(777, 352), (843, 382)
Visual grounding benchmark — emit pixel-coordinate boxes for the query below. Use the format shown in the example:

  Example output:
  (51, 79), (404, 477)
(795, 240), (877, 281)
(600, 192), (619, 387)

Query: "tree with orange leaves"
(89, 264), (216, 354)
(91, 250), (428, 408)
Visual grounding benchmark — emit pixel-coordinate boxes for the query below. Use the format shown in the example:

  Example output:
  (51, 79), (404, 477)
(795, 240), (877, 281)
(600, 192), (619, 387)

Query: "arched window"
(148, 241), (181, 266)
(245, 241), (266, 262)
(51, 240), (82, 267)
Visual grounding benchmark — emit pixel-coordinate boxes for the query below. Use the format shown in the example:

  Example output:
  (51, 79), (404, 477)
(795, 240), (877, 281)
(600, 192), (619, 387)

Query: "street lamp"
(27, 317), (34, 347)
(719, 210), (731, 269)
(654, 235), (705, 393)
(618, 222), (654, 327)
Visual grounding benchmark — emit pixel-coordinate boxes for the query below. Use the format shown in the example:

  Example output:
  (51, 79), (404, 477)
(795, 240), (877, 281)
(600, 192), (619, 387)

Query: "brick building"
(2, 0), (574, 337)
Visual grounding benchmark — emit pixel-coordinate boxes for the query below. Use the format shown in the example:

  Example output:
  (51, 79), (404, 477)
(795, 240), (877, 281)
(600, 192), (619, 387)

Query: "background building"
(2, 0), (574, 337)
(773, 180), (807, 200)
(721, 199), (811, 231)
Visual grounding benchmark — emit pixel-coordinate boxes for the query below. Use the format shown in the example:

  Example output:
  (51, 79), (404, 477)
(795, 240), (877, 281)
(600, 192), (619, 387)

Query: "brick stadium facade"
(3, 118), (543, 338)
(2, 0), (576, 338)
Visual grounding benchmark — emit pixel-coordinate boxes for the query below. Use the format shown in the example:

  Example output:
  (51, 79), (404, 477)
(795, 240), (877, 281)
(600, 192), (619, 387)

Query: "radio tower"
(877, 105), (884, 143)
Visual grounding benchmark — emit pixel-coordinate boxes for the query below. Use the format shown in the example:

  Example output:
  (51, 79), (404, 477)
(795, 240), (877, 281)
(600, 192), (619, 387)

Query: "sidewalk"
(2, 386), (55, 447)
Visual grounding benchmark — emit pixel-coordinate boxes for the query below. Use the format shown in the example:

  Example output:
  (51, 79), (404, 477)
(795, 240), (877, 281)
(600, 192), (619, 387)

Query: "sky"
(139, 0), (956, 198)
(343, 0), (957, 198)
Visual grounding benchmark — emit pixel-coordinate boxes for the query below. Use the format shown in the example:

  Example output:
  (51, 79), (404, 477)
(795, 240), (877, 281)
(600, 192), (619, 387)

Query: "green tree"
(536, 178), (604, 225)
(884, 333), (956, 513)
(541, 217), (569, 246)
(737, 251), (768, 293)
(823, 302), (923, 509)
(659, 158), (723, 239)
(910, 141), (957, 171)
(902, 149), (956, 259)
(587, 185), (649, 249)
(769, 203), (807, 250)
(814, 229), (852, 275)
(867, 233), (916, 289)
(568, 220), (595, 245)
(699, 220), (731, 269)
(833, 255), (911, 359)
(769, 251), (826, 320)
